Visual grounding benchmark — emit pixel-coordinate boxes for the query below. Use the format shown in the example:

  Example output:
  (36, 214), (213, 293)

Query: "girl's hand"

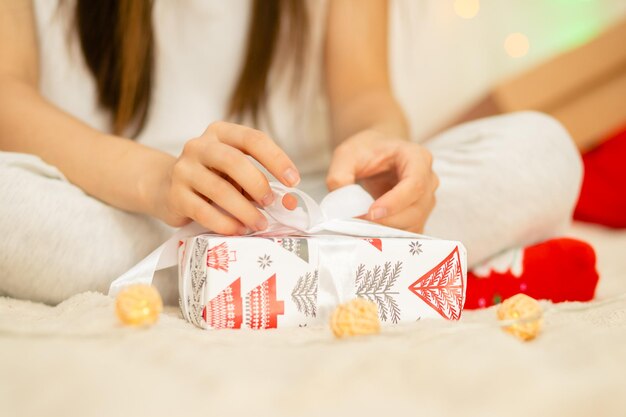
(326, 130), (438, 233)
(148, 122), (300, 235)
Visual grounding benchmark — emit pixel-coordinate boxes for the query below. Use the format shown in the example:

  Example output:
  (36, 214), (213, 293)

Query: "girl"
(0, 0), (598, 306)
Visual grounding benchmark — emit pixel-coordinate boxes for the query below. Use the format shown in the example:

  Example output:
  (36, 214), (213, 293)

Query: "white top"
(33, 0), (331, 194)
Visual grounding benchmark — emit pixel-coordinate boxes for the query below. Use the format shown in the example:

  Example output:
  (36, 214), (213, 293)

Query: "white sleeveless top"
(33, 0), (331, 193)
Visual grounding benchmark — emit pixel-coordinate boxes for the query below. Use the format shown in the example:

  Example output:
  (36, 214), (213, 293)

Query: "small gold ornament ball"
(331, 298), (381, 338)
(115, 284), (163, 327)
(497, 293), (543, 341)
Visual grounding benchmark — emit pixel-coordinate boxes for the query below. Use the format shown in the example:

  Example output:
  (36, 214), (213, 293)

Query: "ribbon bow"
(109, 182), (426, 296)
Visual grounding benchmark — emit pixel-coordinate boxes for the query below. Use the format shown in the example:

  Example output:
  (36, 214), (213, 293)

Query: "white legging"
(0, 112), (583, 304)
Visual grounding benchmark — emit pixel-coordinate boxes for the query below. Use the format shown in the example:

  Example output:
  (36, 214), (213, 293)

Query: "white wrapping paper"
(110, 183), (467, 329)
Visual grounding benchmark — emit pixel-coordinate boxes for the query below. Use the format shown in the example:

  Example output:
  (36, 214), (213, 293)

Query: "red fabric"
(202, 278), (243, 329)
(574, 127), (626, 228)
(245, 274), (284, 329)
(464, 238), (599, 309)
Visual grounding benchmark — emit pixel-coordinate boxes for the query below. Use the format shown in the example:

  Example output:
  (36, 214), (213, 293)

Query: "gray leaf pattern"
(187, 238), (208, 327)
(291, 270), (318, 317)
(355, 261), (403, 324)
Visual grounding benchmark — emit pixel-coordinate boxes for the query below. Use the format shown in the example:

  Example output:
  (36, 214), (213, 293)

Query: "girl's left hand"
(326, 130), (438, 233)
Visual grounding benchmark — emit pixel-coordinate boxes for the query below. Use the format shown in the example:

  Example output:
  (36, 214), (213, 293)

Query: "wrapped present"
(178, 234), (465, 329)
(111, 183), (467, 330)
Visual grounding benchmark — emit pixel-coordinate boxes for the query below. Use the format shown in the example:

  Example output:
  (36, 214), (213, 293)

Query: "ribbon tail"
(319, 184), (374, 220)
(312, 218), (433, 239)
(263, 183), (375, 231)
(108, 222), (207, 296)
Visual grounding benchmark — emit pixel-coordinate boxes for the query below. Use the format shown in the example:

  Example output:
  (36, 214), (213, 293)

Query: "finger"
(207, 121), (300, 187)
(368, 177), (423, 220)
(190, 167), (269, 232)
(326, 138), (396, 191)
(368, 149), (433, 220)
(326, 143), (357, 191)
(282, 193), (298, 210)
(373, 196), (436, 234)
(222, 172), (244, 194)
(202, 142), (274, 207)
(245, 187), (297, 210)
(182, 190), (247, 235)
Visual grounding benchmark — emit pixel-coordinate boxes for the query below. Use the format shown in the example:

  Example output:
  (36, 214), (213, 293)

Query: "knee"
(502, 111), (583, 209)
(506, 111), (582, 174)
(0, 158), (171, 304)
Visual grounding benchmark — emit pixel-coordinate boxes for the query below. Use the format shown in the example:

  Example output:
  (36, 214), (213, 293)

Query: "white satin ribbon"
(108, 182), (428, 296)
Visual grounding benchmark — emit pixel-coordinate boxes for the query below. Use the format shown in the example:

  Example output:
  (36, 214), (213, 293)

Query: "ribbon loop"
(261, 183), (374, 234)
(319, 184), (374, 223)
(108, 182), (429, 296)
(262, 183), (325, 232)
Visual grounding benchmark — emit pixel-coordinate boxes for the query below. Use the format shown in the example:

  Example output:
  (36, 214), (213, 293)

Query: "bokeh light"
(504, 33), (530, 58)
(454, 0), (480, 19)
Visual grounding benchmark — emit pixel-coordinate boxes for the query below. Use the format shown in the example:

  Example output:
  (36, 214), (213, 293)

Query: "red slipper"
(464, 238), (599, 309)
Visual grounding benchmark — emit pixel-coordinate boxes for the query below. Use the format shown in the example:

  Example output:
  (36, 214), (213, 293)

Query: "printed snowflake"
(257, 254), (272, 270)
(409, 241), (423, 256)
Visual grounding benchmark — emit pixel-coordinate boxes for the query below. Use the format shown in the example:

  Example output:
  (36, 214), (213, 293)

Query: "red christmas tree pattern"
(177, 240), (186, 274)
(207, 242), (232, 271)
(245, 274), (284, 329)
(363, 238), (382, 251)
(408, 247), (464, 320)
(202, 278), (243, 329)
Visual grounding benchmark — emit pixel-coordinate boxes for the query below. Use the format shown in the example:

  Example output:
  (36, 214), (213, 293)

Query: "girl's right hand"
(147, 121), (300, 235)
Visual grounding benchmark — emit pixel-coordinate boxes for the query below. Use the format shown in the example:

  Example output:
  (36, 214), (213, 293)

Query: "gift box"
(178, 233), (466, 330)
(111, 182), (467, 330)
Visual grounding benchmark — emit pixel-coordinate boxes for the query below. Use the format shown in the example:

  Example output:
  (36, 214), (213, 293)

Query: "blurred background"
(389, 0), (626, 143)
(388, 0), (626, 229)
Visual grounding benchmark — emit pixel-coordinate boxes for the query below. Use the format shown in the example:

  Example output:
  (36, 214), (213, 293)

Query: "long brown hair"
(75, 0), (308, 137)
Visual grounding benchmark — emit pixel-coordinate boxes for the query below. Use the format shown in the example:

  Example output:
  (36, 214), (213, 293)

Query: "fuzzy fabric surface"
(1, 223), (625, 417)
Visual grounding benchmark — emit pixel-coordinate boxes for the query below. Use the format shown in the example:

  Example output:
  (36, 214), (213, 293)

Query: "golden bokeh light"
(504, 32), (530, 58)
(454, 0), (480, 19)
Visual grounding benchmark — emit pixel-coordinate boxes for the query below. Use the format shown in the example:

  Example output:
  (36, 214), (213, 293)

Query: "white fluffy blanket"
(1, 223), (625, 417)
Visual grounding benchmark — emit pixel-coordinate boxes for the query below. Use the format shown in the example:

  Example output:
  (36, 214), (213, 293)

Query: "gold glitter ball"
(497, 293), (543, 341)
(330, 298), (381, 338)
(115, 284), (163, 326)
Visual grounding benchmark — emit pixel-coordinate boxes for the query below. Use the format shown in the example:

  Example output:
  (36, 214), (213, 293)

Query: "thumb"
(326, 147), (358, 191)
